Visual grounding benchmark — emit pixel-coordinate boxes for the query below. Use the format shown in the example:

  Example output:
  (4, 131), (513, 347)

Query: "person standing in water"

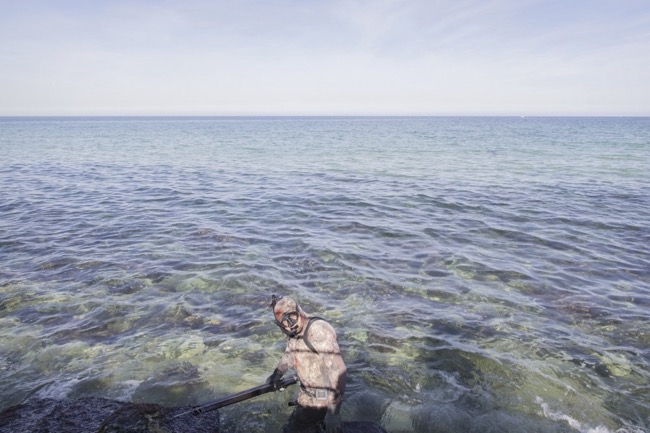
(267, 295), (347, 433)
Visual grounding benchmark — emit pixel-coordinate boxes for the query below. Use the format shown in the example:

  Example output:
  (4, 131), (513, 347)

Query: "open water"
(0, 116), (648, 433)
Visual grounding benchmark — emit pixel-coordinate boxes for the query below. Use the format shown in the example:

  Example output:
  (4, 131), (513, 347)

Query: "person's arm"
(323, 342), (346, 427)
(267, 345), (294, 388)
(309, 322), (347, 433)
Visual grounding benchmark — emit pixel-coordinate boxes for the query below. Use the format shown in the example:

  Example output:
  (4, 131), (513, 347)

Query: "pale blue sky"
(1, 0), (649, 116)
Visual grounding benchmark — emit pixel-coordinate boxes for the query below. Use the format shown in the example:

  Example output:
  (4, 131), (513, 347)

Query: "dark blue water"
(1, 117), (649, 432)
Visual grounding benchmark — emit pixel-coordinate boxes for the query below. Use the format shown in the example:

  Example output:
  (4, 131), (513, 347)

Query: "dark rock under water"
(0, 397), (221, 433)
(0, 397), (388, 433)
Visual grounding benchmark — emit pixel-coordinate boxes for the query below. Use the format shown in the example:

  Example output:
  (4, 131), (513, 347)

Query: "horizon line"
(1, 114), (649, 119)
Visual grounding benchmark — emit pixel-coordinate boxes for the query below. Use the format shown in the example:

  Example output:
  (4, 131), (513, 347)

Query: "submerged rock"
(0, 397), (220, 433)
(98, 402), (220, 433)
(343, 421), (390, 433)
(0, 397), (388, 433)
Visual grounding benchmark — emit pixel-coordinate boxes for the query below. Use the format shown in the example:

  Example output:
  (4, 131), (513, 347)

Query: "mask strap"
(270, 294), (280, 309)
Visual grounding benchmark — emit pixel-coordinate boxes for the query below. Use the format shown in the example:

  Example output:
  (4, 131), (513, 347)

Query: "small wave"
(536, 397), (646, 433)
(35, 377), (83, 400)
(112, 380), (143, 401)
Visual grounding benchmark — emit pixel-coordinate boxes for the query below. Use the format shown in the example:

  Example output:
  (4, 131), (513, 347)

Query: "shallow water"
(1, 116), (649, 433)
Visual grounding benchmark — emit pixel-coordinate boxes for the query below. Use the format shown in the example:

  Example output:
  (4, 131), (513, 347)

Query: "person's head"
(270, 295), (307, 338)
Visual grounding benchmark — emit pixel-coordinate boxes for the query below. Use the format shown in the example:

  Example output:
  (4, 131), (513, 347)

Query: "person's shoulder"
(309, 317), (337, 336)
(304, 318), (340, 352)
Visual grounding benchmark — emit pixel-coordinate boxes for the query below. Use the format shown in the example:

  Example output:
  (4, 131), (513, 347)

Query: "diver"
(266, 295), (347, 433)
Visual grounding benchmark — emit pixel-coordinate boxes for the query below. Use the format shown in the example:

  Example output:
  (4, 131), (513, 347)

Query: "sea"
(0, 116), (648, 433)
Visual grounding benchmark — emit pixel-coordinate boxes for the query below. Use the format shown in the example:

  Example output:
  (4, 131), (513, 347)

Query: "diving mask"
(270, 295), (301, 338)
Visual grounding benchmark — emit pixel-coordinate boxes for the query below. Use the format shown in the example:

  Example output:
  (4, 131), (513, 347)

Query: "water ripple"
(1, 117), (649, 432)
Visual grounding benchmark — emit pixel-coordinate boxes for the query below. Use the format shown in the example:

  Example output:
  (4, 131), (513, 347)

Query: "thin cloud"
(1, 0), (648, 115)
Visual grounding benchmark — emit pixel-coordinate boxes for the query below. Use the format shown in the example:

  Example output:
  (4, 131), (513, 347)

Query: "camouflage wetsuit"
(269, 297), (347, 433)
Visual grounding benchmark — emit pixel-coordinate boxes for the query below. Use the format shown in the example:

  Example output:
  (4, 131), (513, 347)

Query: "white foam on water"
(536, 397), (647, 433)
(35, 377), (83, 400)
(112, 379), (143, 401)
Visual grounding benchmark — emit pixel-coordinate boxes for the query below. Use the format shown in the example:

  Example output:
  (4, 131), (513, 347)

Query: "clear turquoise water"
(1, 117), (648, 433)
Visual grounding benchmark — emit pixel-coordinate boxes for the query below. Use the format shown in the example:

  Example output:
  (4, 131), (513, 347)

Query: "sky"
(1, 0), (649, 116)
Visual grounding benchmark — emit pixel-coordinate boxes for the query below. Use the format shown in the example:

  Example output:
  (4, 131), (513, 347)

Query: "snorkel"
(271, 295), (302, 338)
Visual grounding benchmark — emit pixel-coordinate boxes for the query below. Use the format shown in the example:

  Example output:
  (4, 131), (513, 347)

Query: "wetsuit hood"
(270, 295), (305, 338)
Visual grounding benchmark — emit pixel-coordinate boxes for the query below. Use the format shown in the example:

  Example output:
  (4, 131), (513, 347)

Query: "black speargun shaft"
(191, 375), (298, 416)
